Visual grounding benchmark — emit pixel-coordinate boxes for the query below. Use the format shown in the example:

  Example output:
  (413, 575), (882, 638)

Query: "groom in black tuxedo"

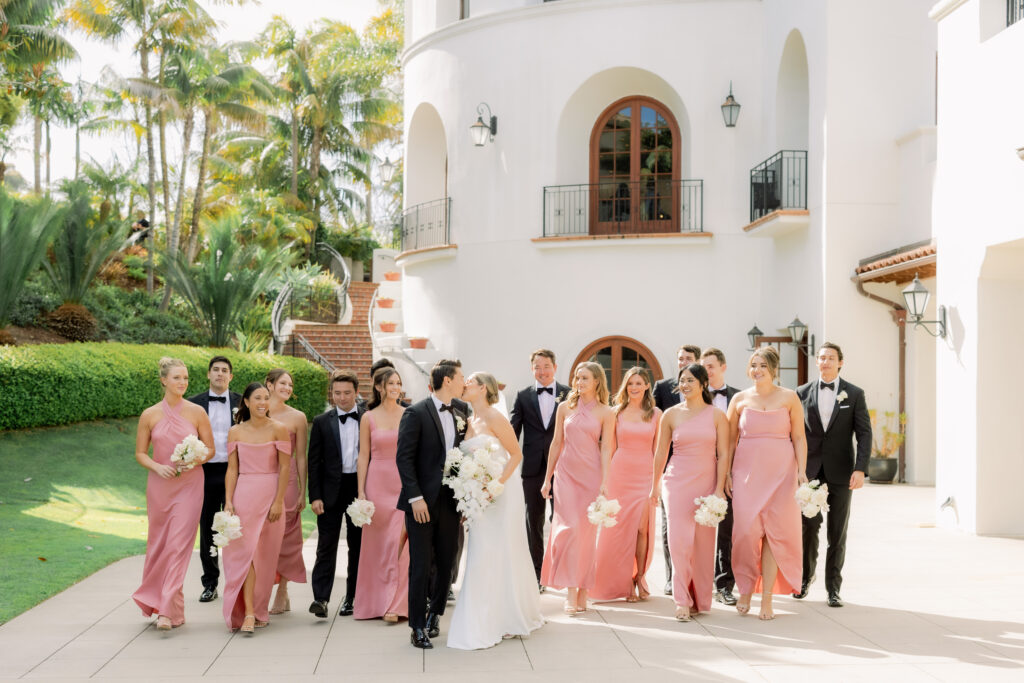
(510, 348), (570, 588)
(188, 355), (240, 602)
(700, 348), (741, 606)
(307, 371), (366, 618)
(396, 359), (468, 649)
(795, 342), (871, 607)
(652, 344), (700, 595)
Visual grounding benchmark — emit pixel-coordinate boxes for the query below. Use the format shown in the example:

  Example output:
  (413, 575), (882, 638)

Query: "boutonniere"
(455, 414), (467, 433)
(836, 391), (848, 403)
(231, 406), (239, 416)
(556, 391), (566, 402)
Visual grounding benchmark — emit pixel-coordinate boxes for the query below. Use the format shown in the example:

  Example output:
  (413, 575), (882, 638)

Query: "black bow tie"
(712, 389), (728, 397)
(209, 396), (227, 403)
(439, 403), (454, 413)
(338, 411), (359, 424)
(537, 387), (553, 395)
(820, 381), (835, 391)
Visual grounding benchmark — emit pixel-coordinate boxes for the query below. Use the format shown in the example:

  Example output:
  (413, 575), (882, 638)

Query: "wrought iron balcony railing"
(750, 150), (807, 223)
(543, 179), (704, 237)
(1010, 0), (1023, 26)
(400, 197), (451, 252)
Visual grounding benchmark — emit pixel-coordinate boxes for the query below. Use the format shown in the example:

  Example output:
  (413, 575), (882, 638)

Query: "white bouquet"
(443, 438), (507, 529)
(587, 495), (621, 528)
(209, 510), (242, 556)
(694, 494), (729, 527)
(170, 434), (208, 476)
(795, 479), (830, 518)
(346, 498), (376, 527)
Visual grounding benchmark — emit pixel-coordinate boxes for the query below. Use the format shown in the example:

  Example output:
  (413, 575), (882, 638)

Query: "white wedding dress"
(447, 434), (544, 649)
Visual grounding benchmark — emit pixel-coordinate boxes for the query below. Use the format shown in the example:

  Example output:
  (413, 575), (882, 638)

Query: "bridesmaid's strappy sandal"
(563, 600), (577, 616)
(383, 613), (399, 623)
(254, 619), (269, 628)
(269, 598), (290, 615)
(736, 596), (752, 616)
(675, 607), (692, 622)
(155, 616), (172, 631)
(240, 615), (255, 634)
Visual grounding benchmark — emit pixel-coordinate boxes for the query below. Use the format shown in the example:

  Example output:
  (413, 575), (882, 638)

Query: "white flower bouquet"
(443, 438), (507, 529)
(694, 494), (729, 527)
(795, 479), (830, 518)
(170, 434), (208, 476)
(346, 498), (376, 527)
(209, 510), (242, 556)
(587, 495), (621, 528)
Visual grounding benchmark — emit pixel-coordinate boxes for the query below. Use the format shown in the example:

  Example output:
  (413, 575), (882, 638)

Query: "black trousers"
(406, 495), (460, 630)
(714, 500), (735, 592)
(311, 473), (361, 603)
(660, 497), (672, 581)
(522, 473), (550, 581)
(800, 467), (853, 593)
(199, 462), (227, 590)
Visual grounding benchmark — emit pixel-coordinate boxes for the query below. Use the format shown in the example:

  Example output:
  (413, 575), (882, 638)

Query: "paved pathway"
(1, 485), (1022, 682)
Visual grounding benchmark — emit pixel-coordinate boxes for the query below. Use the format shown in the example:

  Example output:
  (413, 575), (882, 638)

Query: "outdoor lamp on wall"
(787, 316), (815, 357)
(470, 102), (497, 147)
(747, 324), (763, 351)
(721, 82), (741, 128)
(379, 156), (396, 183)
(902, 274), (947, 338)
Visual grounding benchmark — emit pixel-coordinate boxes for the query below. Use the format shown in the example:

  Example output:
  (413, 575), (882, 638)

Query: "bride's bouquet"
(170, 434), (208, 476)
(346, 498), (375, 527)
(587, 495), (621, 528)
(210, 510), (242, 556)
(443, 438), (507, 529)
(795, 480), (830, 518)
(694, 494), (729, 527)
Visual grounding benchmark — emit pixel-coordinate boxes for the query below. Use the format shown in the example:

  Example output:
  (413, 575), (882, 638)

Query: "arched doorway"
(572, 336), (664, 394)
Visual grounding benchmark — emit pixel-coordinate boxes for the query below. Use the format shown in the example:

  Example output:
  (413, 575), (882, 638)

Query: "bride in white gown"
(447, 372), (544, 650)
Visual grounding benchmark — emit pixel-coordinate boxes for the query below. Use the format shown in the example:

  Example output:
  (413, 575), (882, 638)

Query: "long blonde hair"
(567, 361), (609, 409)
(613, 366), (656, 421)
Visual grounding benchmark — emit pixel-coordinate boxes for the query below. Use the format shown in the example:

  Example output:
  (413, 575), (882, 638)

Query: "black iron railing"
(285, 286), (340, 325)
(1010, 0), (1023, 26)
(750, 150), (807, 223)
(400, 197), (451, 252)
(542, 179), (704, 237)
(284, 333), (337, 374)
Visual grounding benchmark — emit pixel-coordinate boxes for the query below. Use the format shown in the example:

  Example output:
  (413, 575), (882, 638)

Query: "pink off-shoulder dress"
(274, 431), (307, 584)
(222, 439), (291, 630)
(730, 408), (802, 595)
(132, 400), (205, 626)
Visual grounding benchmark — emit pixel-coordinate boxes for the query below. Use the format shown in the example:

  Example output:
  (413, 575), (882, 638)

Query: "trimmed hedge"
(0, 343), (328, 431)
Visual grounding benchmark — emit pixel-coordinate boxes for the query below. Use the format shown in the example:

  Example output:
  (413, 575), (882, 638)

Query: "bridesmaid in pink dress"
(222, 383), (292, 633)
(650, 364), (730, 621)
(724, 347), (807, 620)
(591, 367), (660, 603)
(541, 361), (616, 615)
(265, 369), (309, 615)
(354, 367), (410, 621)
(132, 357), (214, 630)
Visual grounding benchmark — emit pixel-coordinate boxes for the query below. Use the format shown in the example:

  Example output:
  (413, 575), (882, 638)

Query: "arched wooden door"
(572, 336), (664, 394)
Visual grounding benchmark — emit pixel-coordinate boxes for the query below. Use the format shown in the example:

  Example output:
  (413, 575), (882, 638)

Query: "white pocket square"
(839, 405), (850, 410)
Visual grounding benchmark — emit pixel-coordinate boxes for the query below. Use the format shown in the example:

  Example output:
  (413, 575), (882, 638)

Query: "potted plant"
(377, 297), (395, 308)
(868, 409), (905, 484)
(384, 271), (401, 282)
(408, 336), (428, 349)
(379, 321), (397, 333)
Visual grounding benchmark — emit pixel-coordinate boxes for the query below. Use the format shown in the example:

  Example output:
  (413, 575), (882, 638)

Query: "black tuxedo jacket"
(395, 397), (469, 512)
(307, 405), (367, 507)
(187, 389), (241, 418)
(797, 378), (872, 485)
(653, 379), (740, 410)
(510, 382), (571, 478)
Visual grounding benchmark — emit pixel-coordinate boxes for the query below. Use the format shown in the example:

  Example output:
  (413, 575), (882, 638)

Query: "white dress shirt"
(207, 390), (231, 464)
(408, 396), (457, 505)
(709, 383), (729, 413)
(335, 406), (360, 473)
(536, 381), (557, 428)
(818, 379), (837, 429)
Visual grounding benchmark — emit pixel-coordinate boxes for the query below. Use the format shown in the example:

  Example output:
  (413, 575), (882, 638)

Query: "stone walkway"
(1, 485), (1022, 682)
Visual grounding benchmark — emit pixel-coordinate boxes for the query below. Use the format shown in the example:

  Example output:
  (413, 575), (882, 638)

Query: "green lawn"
(0, 418), (316, 625)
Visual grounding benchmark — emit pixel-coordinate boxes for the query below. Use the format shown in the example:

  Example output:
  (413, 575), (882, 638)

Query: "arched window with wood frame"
(572, 336), (664, 395)
(589, 96), (681, 235)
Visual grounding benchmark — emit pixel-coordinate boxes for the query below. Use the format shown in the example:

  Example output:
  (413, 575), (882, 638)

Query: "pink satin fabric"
(274, 430), (306, 584)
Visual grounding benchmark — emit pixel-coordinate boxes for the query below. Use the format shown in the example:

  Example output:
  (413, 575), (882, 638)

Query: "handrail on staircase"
(368, 285), (430, 379)
(272, 242), (352, 353)
(292, 332), (337, 375)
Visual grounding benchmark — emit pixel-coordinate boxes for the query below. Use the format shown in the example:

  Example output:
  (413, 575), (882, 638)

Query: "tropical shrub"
(0, 191), (62, 332)
(85, 285), (200, 345)
(44, 303), (98, 341)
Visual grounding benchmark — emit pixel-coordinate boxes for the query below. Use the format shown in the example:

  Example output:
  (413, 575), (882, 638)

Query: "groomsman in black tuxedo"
(396, 359), (468, 649)
(188, 355), (240, 602)
(795, 342), (871, 607)
(308, 371), (366, 618)
(510, 349), (570, 589)
(700, 348), (741, 606)
(652, 344), (700, 595)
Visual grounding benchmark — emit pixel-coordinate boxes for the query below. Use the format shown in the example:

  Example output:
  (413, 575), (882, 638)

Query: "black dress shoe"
(425, 612), (440, 639)
(410, 628), (433, 649)
(714, 588), (737, 606)
(792, 574), (816, 599)
(664, 581), (673, 596)
(199, 587), (217, 603)
(447, 589), (455, 603)
(538, 584), (546, 594)
(309, 600), (328, 619)
(338, 598), (353, 616)
(827, 591), (844, 607)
